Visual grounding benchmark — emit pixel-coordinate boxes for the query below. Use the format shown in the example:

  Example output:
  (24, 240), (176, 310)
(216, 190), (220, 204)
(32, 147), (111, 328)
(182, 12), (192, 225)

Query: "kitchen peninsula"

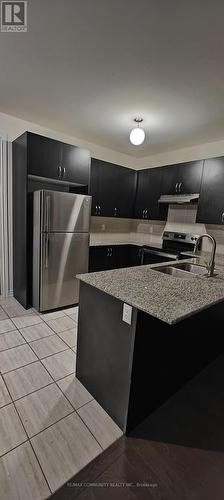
(76, 258), (224, 433)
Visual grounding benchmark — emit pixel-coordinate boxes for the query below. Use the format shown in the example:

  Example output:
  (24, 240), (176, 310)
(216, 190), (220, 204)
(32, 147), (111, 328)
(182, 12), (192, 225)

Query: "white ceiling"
(0, 0), (224, 158)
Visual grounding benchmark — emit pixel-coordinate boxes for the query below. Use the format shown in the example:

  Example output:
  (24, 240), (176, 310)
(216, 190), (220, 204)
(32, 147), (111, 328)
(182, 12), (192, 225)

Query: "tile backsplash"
(90, 206), (224, 254)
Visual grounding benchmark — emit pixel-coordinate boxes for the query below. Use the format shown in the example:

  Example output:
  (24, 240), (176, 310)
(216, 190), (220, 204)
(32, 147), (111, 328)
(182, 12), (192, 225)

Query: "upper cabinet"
(27, 133), (62, 179)
(90, 159), (137, 218)
(61, 143), (90, 184)
(27, 132), (90, 185)
(197, 156), (224, 224)
(161, 160), (204, 195)
(134, 167), (167, 220)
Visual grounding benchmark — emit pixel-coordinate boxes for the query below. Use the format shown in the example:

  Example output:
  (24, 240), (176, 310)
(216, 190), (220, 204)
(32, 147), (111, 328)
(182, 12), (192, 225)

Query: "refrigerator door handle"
(44, 195), (51, 232)
(44, 234), (49, 268)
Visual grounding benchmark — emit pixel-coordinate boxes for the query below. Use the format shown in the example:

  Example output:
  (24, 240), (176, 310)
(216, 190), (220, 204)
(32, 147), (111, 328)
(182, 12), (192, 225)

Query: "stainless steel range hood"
(158, 193), (199, 204)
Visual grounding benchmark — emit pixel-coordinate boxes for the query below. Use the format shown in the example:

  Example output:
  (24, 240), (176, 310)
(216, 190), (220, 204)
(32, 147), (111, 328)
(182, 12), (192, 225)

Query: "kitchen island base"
(76, 282), (224, 433)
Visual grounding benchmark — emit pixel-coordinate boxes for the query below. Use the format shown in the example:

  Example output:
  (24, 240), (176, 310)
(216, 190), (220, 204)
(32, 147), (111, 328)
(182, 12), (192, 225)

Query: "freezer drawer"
(39, 190), (91, 233)
(39, 232), (89, 312)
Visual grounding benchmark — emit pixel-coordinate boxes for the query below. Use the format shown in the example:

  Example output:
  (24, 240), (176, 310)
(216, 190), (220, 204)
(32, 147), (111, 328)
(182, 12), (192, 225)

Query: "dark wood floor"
(51, 353), (224, 500)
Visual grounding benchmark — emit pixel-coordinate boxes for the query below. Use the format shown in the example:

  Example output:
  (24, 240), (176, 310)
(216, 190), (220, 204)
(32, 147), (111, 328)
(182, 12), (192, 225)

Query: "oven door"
(141, 248), (178, 265)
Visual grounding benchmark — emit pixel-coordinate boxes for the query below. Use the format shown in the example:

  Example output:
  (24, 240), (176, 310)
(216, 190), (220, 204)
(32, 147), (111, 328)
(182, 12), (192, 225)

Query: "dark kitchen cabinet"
(161, 161), (203, 195)
(135, 167), (168, 220)
(90, 159), (137, 218)
(89, 245), (142, 272)
(196, 156), (224, 224)
(88, 246), (109, 272)
(61, 144), (90, 185)
(128, 245), (143, 266)
(27, 132), (62, 179)
(27, 133), (90, 186)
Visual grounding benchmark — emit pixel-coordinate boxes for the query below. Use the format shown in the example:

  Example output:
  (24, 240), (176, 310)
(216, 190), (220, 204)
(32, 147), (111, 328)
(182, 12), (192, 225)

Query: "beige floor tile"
(0, 375), (11, 408)
(0, 307), (8, 320)
(11, 315), (43, 329)
(0, 404), (27, 456)
(42, 349), (76, 381)
(31, 412), (101, 492)
(0, 319), (16, 334)
(46, 316), (76, 334)
(77, 399), (123, 450)
(0, 345), (37, 374)
(0, 330), (26, 352)
(64, 306), (79, 319)
(66, 312), (78, 323)
(39, 310), (66, 321)
(0, 298), (35, 318)
(29, 335), (68, 359)
(0, 441), (50, 500)
(58, 328), (77, 348)
(57, 375), (93, 409)
(15, 383), (73, 438)
(19, 323), (54, 342)
(4, 361), (53, 401)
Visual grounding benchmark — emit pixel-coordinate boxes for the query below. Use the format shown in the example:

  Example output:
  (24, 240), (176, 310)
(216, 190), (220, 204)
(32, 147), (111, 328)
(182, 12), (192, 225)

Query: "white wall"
(2, 110), (224, 171)
(138, 138), (224, 169)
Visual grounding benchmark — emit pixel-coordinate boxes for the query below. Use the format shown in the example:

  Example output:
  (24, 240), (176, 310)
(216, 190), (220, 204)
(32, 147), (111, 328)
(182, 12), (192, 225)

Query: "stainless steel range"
(141, 231), (199, 265)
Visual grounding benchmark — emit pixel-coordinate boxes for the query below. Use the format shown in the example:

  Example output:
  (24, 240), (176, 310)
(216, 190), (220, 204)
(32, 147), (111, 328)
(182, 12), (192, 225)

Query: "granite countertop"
(78, 255), (224, 325)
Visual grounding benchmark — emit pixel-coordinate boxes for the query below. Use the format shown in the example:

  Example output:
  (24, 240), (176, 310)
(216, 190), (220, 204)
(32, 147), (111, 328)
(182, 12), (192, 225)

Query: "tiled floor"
(0, 297), (122, 499)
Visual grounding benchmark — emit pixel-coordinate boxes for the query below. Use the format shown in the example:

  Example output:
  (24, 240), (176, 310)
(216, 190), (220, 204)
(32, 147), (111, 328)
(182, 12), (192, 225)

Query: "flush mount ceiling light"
(129, 118), (145, 146)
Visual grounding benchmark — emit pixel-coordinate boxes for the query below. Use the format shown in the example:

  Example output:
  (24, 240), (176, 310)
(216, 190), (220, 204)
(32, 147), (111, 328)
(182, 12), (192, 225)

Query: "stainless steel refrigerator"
(33, 190), (91, 312)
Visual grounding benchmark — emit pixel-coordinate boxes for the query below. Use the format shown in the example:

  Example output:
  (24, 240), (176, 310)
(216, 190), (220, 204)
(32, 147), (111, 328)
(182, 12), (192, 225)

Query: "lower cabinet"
(88, 245), (142, 272)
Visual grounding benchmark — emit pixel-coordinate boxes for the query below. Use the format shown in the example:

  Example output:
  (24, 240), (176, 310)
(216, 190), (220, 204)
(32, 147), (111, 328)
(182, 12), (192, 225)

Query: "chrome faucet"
(194, 234), (216, 277)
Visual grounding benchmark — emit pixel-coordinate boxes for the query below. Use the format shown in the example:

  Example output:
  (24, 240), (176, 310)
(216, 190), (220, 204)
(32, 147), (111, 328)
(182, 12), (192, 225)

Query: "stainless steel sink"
(154, 262), (210, 279)
(173, 263), (208, 276)
(155, 266), (196, 279)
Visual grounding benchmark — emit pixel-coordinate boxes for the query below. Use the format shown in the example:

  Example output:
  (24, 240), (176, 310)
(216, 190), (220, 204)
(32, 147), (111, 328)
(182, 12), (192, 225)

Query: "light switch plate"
(122, 303), (133, 325)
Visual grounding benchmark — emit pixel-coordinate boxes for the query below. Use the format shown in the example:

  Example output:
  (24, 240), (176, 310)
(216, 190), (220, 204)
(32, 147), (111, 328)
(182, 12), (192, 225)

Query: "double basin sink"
(155, 262), (211, 279)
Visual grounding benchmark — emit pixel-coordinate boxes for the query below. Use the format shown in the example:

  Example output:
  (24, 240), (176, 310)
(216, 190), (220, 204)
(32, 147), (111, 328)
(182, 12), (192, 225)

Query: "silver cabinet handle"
(107, 247), (110, 257)
(175, 182), (178, 193)
(110, 247), (113, 256)
(145, 209), (148, 219)
(178, 182), (182, 193)
(222, 212), (224, 224)
(58, 166), (62, 179)
(95, 205), (98, 215)
(142, 209), (145, 218)
(62, 167), (66, 178)
(98, 205), (101, 215)
(114, 207), (117, 217)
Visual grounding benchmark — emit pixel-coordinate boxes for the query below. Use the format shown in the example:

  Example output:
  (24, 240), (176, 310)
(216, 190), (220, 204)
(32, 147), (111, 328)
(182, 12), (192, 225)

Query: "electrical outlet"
(122, 303), (132, 325)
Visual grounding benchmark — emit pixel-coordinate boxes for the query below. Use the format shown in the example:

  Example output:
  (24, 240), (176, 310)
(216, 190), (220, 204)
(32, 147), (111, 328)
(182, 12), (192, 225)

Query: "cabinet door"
(89, 159), (100, 216)
(128, 246), (143, 266)
(112, 166), (136, 218)
(196, 157), (224, 224)
(135, 168), (167, 220)
(161, 165), (180, 195)
(134, 169), (151, 219)
(88, 246), (109, 272)
(90, 159), (136, 218)
(27, 133), (62, 179)
(61, 144), (90, 185)
(178, 161), (203, 194)
(108, 246), (129, 269)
